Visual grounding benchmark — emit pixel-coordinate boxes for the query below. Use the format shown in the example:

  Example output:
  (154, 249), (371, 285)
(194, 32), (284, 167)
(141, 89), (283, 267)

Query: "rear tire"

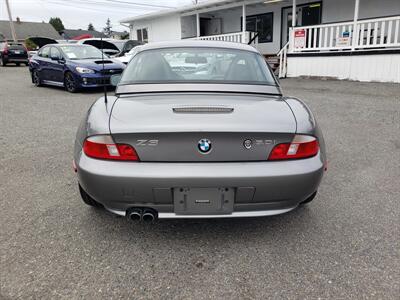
(64, 72), (78, 93)
(300, 191), (317, 205)
(79, 184), (103, 208)
(16, 62), (20, 66)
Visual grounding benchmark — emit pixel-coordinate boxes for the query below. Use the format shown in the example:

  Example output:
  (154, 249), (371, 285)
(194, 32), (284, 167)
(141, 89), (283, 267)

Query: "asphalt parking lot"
(1, 66), (399, 299)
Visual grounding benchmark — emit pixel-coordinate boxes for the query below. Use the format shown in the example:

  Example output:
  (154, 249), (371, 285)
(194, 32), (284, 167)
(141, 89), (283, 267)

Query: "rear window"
(8, 44), (25, 50)
(120, 47), (276, 86)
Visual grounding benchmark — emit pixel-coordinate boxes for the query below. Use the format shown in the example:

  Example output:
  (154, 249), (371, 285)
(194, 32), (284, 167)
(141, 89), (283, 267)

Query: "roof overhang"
(119, 0), (270, 24)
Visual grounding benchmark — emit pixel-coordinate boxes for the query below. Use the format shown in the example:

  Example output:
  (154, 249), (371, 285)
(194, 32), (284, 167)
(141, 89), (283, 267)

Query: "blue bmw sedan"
(29, 44), (125, 93)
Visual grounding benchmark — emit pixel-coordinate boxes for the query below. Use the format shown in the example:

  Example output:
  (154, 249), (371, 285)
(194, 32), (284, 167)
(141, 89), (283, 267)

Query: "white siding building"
(120, 0), (400, 83)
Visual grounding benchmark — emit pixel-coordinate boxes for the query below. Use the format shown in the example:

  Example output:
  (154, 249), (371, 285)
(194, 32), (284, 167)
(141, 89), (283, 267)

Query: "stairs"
(264, 54), (280, 76)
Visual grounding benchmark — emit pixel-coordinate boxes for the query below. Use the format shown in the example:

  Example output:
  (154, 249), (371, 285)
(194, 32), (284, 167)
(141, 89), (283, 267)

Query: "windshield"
(120, 47), (276, 85)
(60, 45), (105, 60)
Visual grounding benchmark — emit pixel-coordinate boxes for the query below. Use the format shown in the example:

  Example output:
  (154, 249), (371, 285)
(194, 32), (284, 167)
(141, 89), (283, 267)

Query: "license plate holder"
(173, 187), (234, 215)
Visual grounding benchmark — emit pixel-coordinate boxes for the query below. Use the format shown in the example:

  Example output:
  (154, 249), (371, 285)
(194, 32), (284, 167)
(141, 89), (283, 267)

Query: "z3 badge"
(136, 139), (159, 146)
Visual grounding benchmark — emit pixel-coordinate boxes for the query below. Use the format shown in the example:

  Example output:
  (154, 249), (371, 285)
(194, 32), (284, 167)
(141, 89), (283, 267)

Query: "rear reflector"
(268, 135), (319, 160)
(83, 135), (139, 161)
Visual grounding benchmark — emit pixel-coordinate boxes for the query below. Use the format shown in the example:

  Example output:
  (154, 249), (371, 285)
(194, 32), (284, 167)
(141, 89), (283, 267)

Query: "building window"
(136, 28), (148, 43)
(246, 12), (273, 43)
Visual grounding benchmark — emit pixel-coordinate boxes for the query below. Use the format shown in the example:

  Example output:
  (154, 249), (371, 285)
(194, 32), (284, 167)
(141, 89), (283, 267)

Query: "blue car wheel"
(64, 72), (78, 93)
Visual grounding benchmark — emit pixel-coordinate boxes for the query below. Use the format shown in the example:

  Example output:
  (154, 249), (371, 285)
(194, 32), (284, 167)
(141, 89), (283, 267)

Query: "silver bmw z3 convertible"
(73, 40), (326, 221)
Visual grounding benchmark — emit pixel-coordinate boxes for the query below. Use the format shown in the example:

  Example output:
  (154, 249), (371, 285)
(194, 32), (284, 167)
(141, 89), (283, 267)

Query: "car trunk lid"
(110, 93), (296, 162)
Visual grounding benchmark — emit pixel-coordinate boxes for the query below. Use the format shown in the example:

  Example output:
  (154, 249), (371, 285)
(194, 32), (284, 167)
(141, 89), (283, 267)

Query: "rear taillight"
(268, 135), (319, 161)
(83, 135), (139, 161)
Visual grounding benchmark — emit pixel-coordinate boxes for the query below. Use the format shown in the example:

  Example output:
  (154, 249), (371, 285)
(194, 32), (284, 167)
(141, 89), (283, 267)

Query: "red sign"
(295, 29), (306, 38)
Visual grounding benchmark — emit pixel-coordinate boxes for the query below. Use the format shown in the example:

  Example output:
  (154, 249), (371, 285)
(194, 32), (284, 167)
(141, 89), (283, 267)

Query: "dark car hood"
(68, 59), (125, 70)
(27, 37), (58, 48)
(82, 40), (119, 51)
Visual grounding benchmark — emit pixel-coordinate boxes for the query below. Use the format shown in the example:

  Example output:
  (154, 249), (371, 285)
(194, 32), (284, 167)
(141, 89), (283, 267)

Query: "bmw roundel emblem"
(198, 139), (212, 154)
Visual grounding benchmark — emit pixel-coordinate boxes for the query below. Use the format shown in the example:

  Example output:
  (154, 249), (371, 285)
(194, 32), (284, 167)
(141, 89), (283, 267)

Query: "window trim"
(50, 46), (62, 60)
(39, 46), (50, 58)
(241, 12), (274, 44)
(136, 27), (148, 43)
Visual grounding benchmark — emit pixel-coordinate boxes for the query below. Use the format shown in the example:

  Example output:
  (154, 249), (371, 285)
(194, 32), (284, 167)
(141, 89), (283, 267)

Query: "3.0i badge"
(198, 139), (212, 154)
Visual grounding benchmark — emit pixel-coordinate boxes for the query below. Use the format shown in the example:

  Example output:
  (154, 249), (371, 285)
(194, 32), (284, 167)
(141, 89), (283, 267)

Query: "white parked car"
(77, 39), (142, 58)
(113, 46), (142, 64)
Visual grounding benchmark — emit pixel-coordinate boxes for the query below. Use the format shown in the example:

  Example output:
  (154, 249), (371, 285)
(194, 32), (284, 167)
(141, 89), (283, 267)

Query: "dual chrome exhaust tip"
(127, 208), (157, 223)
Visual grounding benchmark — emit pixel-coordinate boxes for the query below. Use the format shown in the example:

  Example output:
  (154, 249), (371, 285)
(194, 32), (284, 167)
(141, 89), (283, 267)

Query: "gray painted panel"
(110, 93), (294, 134)
(112, 132), (294, 162)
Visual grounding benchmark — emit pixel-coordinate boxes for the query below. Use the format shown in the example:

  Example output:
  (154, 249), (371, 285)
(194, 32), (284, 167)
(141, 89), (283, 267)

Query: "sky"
(0, 0), (200, 32)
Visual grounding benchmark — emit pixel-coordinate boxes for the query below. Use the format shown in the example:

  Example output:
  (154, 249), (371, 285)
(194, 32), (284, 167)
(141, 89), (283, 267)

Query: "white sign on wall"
(336, 31), (351, 47)
(294, 29), (306, 49)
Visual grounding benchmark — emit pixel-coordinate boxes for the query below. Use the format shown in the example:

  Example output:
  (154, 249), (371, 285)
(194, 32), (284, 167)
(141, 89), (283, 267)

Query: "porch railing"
(193, 31), (258, 46)
(291, 15), (400, 52)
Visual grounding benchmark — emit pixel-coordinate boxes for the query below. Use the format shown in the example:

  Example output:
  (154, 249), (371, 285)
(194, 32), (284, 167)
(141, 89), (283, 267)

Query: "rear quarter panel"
(284, 97), (327, 162)
(74, 96), (118, 160)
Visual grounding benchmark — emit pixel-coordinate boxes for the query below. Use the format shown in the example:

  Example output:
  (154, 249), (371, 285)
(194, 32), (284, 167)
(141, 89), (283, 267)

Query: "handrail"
(298, 21), (354, 30)
(196, 32), (244, 39)
(277, 41), (289, 56)
(277, 41), (289, 78)
(297, 16), (400, 30)
(193, 31), (259, 45)
(291, 15), (400, 53)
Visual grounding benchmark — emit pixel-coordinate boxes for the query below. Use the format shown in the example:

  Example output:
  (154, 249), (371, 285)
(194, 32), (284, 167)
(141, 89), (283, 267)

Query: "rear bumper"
(76, 151), (325, 217)
(3, 57), (28, 63)
(107, 207), (297, 218)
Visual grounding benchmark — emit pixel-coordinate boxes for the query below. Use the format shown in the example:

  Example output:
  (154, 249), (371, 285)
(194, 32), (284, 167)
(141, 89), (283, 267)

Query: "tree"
(49, 17), (65, 33)
(25, 38), (38, 51)
(87, 23), (95, 31)
(103, 18), (112, 37)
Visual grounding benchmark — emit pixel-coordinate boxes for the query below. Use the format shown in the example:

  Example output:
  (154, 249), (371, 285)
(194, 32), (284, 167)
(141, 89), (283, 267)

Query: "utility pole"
(5, 0), (18, 41)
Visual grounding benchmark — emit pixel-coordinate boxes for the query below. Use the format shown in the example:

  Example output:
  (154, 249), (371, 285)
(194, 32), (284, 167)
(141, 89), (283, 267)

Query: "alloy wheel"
(65, 73), (77, 93)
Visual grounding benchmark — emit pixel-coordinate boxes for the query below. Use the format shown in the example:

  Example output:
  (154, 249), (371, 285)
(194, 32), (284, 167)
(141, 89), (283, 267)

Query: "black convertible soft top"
(27, 37), (58, 48)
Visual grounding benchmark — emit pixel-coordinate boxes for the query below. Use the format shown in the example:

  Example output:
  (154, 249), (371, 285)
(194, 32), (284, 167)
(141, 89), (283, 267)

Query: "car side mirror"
(110, 74), (122, 86)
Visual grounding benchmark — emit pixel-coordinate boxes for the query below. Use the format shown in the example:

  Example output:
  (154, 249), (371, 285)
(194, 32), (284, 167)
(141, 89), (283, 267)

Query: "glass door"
(281, 2), (321, 48)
